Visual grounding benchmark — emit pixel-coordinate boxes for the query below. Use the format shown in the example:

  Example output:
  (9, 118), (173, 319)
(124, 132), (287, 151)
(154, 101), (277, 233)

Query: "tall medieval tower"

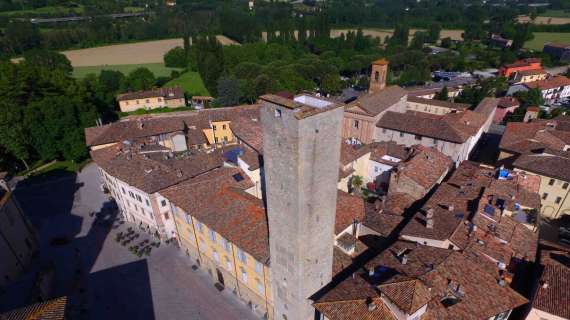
(260, 95), (343, 320)
(369, 58), (389, 94)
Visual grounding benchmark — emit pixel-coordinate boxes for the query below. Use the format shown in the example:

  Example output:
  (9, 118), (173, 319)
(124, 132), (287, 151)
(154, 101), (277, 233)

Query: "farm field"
(61, 37), (238, 67)
(518, 15), (570, 25)
(72, 63), (181, 78)
(524, 32), (570, 51)
(163, 71), (210, 96)
(262, 28), (464, 42)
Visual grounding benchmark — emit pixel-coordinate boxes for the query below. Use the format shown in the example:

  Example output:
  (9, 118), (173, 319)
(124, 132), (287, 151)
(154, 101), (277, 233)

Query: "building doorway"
(216, 268), (225, 287)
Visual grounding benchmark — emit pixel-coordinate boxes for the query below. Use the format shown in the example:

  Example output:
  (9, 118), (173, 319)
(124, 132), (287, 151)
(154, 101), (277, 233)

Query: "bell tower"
(369, 58), (389, 94)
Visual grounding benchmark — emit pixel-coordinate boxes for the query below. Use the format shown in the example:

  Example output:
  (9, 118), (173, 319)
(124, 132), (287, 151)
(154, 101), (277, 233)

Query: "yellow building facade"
(170, 205), (273, 318)
(202, 120), (235, 145)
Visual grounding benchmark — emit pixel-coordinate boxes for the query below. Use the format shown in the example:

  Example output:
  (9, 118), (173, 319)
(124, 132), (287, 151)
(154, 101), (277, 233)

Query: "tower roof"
(372, 58), (389, 65)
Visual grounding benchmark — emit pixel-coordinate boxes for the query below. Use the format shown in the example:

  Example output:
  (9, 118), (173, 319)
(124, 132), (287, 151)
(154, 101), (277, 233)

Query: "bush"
(164, 46), (189, 68)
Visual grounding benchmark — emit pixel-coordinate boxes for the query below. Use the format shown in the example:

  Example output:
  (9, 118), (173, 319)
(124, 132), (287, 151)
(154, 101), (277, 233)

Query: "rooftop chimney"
(426, 218), (434, 229)
(401, 254), (408, 265)
(366, 297), (378, 312)
(426, 208), (435, 219)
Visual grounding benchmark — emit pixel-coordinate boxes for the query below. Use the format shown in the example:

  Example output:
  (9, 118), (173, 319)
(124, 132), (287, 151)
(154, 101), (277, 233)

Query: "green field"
(524, 32), (570, 51)
(0, 5), (84, 16)
(541, 9), (570, 18)
(163, 71), (210, 96)
(72, 63), (181, 78)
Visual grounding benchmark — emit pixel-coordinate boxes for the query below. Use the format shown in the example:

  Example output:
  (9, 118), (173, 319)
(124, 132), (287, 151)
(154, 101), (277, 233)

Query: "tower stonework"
(369, 58), (389, 94)
(260, 95), (343, 320)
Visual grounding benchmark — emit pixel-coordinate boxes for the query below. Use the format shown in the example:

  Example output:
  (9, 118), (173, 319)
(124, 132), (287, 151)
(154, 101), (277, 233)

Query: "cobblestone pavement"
(14, 163), (259, 320)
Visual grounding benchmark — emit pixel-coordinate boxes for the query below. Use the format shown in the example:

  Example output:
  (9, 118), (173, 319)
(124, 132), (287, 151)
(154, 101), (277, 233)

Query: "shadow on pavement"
(88, 260), (155, 320)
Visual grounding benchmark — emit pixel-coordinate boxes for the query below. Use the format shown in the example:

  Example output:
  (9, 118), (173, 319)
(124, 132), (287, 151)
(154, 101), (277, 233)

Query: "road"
(11, 164), (259, 320)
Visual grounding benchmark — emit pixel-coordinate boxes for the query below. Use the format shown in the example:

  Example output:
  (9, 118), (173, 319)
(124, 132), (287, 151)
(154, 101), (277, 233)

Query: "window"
(161, 199), (167, 207)
(209, 229), (216, 242)
(563, 182), (569, 190)
(374, 71), (379, 81)
(353, 120), (359, 129)
(255, 261), (263, 274)
(212, 125), (217, 130)
(414, 135), (422, 141)
(129, 191), (135, 198)
(145, 99), (150, 103)
(542, 193), (549, 200)
(256, 279), (264, 294)
(158, 98), (162, 102)
(225, 256), (232, 270)
(136, 195), (142, 202)
(382, 129), (387, 134)
(223, 136), (228, 142)
(399, 132), (404, 137)
(549, 179), (555, 186)
(433, 138), (438, 145)
(237, 248), (247, 263)
(213, 250), (220, 264)
(374, 167), (379, 173)
(275, 109), (282, 118)
(222, 124), (226, 130)
(240, 268), (248, 282)
(215, 137), (219, 143)
(164, 212), (169, 220)
(121, 187), (126, 194)
(556, 197), (562, 204)
(222, 237), (231, 252)
(145, 199), (150, 206)
(196, 221), (204, 233)
(184, 212), (190, 224)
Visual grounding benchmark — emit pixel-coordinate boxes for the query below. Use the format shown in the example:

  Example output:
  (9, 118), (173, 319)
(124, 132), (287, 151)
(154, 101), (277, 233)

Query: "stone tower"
(369, 58), (389, 94)
(260, 94), (343, 320)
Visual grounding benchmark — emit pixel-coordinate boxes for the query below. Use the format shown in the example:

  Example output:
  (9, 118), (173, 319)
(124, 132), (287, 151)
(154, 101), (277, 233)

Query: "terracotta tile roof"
(379, 279), (431, 314)
(85, 105), (261, 147)
(498, 121), (570, 154)
(369, 142), (409, 164)
(498, 97), (519, 109)
(531, 249), (570, 319)
(363, 211), (404, 237)
(365, 241), (453, 278)
(238, 144), (262, 171)
(85, 118), (185, 147)
(159, 168), (270, 263)
(516, 69), (547, 76)
(514, 153), (570, 181)
(231, 117), (263, 153)
(366, 192), (416, 217)
(116, 87), (184, 101)
(377, 111), (483, 144)
(473, 97), (499, 117)
(347, 86), (407, 116)
(0, 296), (68, 320)
(91, 143), (224, 194)
(335, 191), (365, 234)
(393, 145), (452, 190)
(481, 178), (542, 212)
(402, 202), (466, 242)
(313, 276), (397, 320)
(340, 142), (370, 165)
(407, 96), (470, 110)
(525, 75), (570, 90)
(420, 251), (528, 320)
(504, 58), (541, 69)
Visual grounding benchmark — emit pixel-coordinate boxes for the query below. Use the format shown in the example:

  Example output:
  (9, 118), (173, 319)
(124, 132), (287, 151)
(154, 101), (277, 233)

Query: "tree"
(4, 21), (41, 54)
(512, 23), (533, 51)
(428, 22), (442, 43)
(121, 68), (156, 92)
(515, 88), (544, 108)
(321, 73), (342, 95)
(216, 76), (242, 107)
(440, 37), (452, 48)
(434, 87), (449, 101)
(23, 49), (73, 74)
(164, 46), (189, 68)
(351, 175), (363, 195)
(410, 31), (428, 50)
